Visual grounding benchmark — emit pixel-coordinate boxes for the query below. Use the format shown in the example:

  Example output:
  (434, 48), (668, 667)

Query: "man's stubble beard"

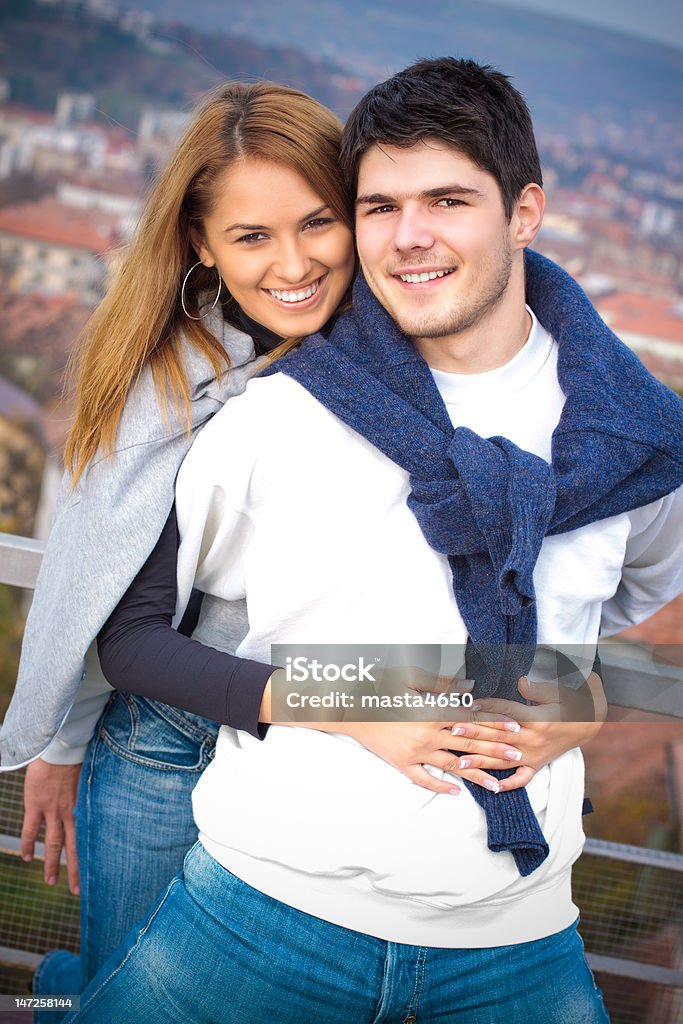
(382, 237), (514, 342)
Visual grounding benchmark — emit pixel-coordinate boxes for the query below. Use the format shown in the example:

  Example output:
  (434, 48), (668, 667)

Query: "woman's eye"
(304, 217), (334, 230)
(237, 232), (268, 244)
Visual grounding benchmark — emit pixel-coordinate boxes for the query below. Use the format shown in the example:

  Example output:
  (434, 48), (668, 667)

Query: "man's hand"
(463, 671), (607, 792)
(21, 758), (82, 895)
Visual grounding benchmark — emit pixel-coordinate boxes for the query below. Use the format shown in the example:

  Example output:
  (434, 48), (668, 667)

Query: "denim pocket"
(100, 692), (218, 772)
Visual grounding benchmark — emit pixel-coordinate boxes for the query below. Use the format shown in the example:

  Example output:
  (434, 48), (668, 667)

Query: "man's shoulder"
(200, 370), (340, 435)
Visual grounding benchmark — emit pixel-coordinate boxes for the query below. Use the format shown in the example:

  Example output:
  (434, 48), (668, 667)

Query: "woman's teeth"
(399, 269), (454, 283)
(268, 278), (321, 303)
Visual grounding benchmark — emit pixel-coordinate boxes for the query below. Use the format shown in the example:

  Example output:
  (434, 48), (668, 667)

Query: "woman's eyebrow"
(225, 205), (330, 233)
(225, 221), (269, 232)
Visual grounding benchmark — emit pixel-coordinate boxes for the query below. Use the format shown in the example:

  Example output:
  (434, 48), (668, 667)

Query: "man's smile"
(391, 267), (457, 288)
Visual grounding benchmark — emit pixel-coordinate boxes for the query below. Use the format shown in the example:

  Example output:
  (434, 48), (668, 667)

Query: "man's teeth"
(399, 269), (454, 283)
(268, 279), (320, 303)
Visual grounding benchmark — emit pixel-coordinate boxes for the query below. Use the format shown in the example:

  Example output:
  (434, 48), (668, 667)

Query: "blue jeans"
(33, 693), (218, 1023)
(66, 842), (610, 1024)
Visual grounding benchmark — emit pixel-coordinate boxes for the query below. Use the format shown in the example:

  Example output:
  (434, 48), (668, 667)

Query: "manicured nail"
(459, 758), (471, 769)
(504, 749), (522, 761)
(451, 726), (466, 736)
(449, 787), (461, 796)
(484, 779), (500, 793)
(503, 721), (521, 732)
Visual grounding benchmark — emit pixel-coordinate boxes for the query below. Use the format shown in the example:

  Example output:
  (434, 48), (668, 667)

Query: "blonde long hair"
(65, 82), (350, 483)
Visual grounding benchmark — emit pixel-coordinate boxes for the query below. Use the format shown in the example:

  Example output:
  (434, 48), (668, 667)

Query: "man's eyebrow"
(356, 185), (483, 206)
(355, 193), (395, 207)
(225, 205), (330, 233)
(423, 185), (483, 199)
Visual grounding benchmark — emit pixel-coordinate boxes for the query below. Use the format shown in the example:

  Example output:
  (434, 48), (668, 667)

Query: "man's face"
(355, 141), (516, 344)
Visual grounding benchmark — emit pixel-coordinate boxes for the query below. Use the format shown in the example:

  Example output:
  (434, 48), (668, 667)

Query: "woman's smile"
(192, 159), (354, 338)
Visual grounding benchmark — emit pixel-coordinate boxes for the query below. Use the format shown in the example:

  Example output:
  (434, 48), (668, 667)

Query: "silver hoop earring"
(180, 261), (222, 320)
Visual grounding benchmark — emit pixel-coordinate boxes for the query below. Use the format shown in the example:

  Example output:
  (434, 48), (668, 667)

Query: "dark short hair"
(340, 57), (542, 219)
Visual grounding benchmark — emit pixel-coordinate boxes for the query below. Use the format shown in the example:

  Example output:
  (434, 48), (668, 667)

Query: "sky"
(488, 0), (683, 51)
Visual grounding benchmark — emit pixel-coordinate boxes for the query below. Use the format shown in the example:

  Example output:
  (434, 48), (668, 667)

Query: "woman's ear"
(189, 226), (215, 268)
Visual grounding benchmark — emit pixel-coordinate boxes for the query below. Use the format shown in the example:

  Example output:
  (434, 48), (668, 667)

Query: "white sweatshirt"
(175, 312), (683, 948)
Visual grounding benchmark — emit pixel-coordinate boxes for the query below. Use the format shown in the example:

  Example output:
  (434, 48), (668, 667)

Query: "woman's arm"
(97, 506), (272, 739)
(98, 504), (524, 796)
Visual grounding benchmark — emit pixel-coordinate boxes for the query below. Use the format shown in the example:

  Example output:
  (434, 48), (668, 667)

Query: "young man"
(68, 59), (683, 1023)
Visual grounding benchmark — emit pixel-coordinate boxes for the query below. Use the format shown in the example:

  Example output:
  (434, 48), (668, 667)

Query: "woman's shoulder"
(113, 321), (258, 451)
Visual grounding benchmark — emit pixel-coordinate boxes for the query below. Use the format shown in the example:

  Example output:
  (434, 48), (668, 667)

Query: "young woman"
(2, 79), (357, 1005)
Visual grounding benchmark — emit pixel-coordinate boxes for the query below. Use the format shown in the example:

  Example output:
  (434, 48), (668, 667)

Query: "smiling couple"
(24, 56), (683, 1024)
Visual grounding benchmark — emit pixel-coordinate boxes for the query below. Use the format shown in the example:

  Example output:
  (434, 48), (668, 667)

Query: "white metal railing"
(0, 532), (44, 589)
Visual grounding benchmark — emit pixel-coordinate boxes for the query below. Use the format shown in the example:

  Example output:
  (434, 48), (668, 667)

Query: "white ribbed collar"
(429, 306), (554, 405)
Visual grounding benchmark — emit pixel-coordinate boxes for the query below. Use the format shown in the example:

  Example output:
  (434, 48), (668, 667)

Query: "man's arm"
(601, 488), (683, 637)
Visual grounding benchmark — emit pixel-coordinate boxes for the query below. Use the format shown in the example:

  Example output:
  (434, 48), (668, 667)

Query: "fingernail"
(504, 749), (522, 761)
(459, 758), (471, 769)
(503, 721), (521, 732)
(47, 877), (57, 886)
(471, 703), (482, 711)
(21, 854), (32, 863)
(449, 787), (461, 796)
(451, 726), (465, 736)
(484, 779), (500, 793)
(73, 886), (80, 896)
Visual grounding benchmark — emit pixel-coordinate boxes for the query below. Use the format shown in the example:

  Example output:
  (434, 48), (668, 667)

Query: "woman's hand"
(326, 718), (524, 795)
(464, 672), (607, 792)
(21, 758), (82, 894)
(270, 665), (525, 795)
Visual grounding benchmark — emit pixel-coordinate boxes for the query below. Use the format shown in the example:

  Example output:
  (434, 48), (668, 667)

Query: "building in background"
(0, 196), (119, 304)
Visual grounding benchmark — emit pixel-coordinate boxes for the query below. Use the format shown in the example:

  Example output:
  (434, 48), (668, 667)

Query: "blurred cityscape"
(0, 0), (682, 839)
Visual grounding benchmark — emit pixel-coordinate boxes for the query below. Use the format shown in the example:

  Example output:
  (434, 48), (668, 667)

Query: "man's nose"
(392, 207), (435, 252)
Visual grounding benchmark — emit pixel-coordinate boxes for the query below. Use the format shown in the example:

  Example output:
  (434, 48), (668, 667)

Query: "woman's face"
(191, 159), (355, 337)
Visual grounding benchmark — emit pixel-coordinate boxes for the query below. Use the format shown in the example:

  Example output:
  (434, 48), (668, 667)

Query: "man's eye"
(368, 205), (396, 215)
(436, 198), (465, 208)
